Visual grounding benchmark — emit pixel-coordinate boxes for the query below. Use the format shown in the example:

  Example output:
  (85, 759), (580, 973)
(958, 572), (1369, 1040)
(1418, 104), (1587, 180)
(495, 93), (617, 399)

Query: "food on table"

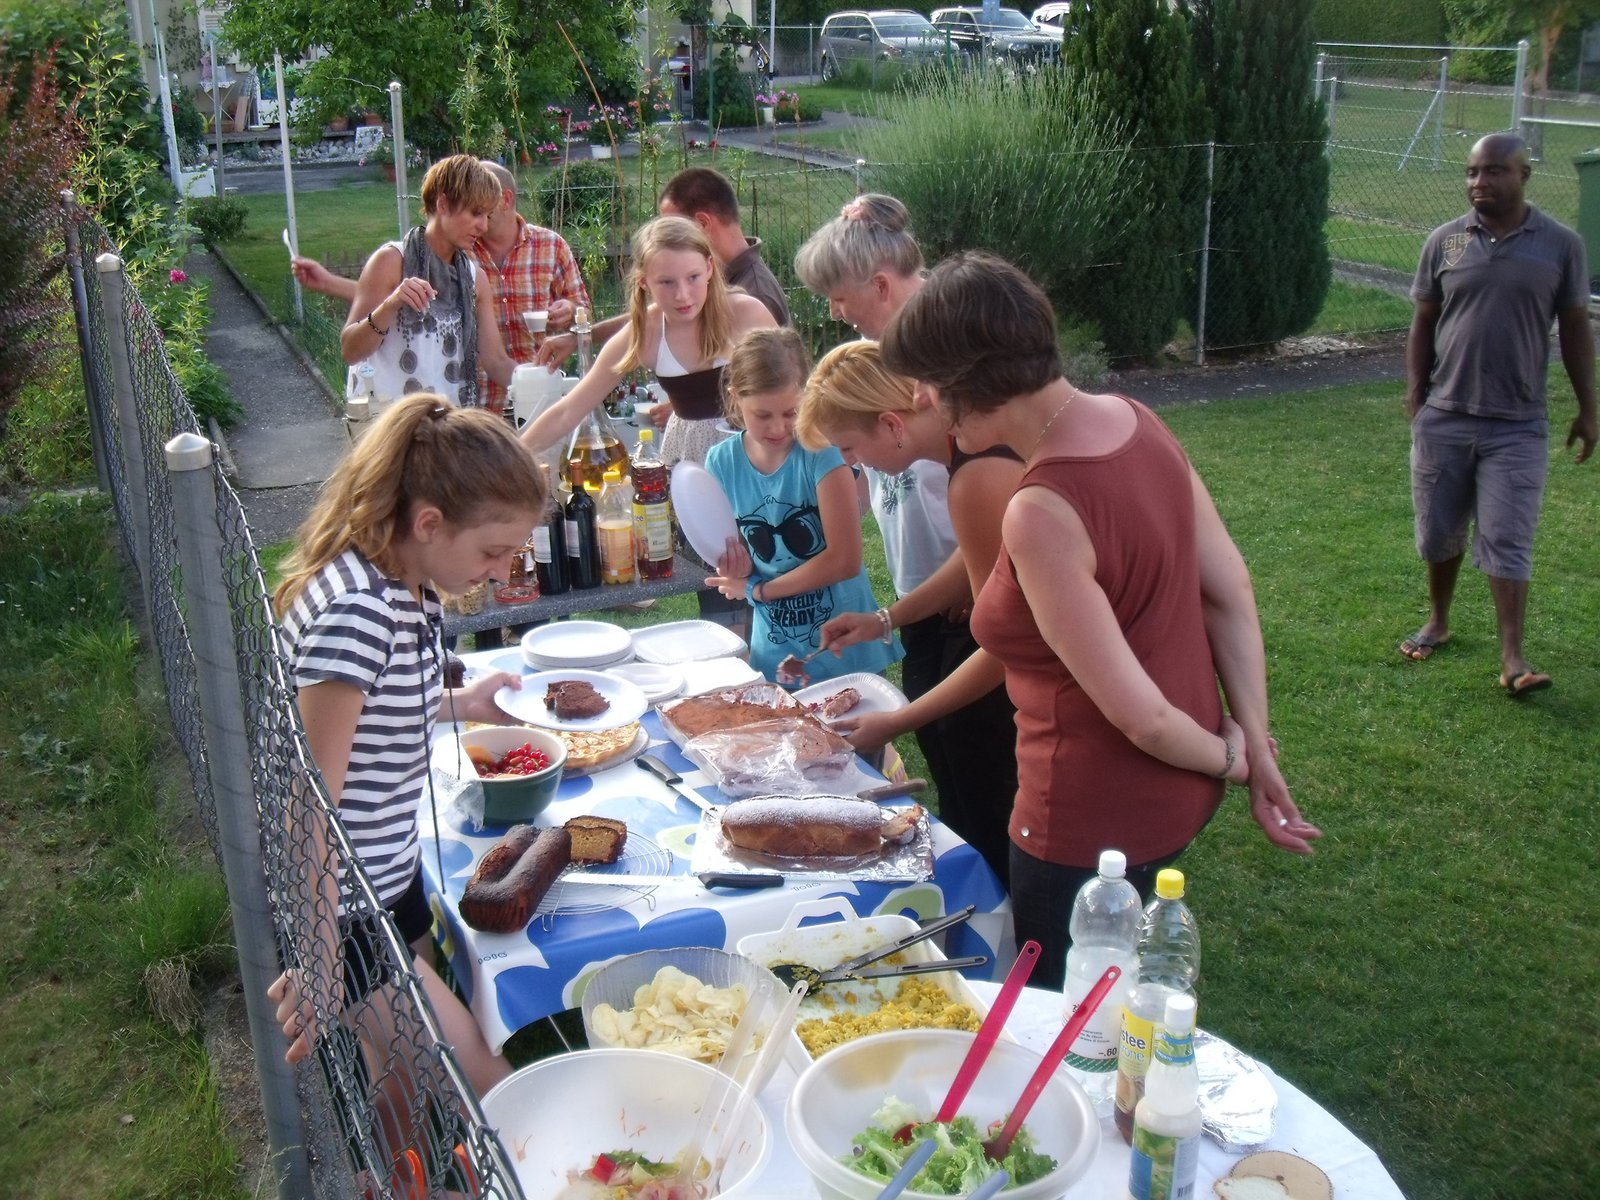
(564, 815), (628, 864)
(720, 796), (922, 858)
(564, 1149), (704, 1199)
(658, 683), (801, 740)
(559, 721), (642, 770)
(471, 741), (552, 778)
(795, 976), (980, 1057)
(545, 679), (612, 720)
(842, 1096), (1057, 1194)
(1213, 1152), (1332, 1200)
(459, 824), (572, 932)
(690, 717), (856, 793)
(587, 964), (761, 1062)
(809, 686), (862, 719)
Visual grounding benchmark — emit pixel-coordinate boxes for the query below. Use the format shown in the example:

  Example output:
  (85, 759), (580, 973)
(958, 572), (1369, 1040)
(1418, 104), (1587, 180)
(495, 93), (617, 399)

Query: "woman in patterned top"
(268, 394), (543, 1113)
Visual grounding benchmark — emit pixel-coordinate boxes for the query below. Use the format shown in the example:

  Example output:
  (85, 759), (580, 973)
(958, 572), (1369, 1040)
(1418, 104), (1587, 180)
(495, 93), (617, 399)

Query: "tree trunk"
(1533, 23), (1563, 93)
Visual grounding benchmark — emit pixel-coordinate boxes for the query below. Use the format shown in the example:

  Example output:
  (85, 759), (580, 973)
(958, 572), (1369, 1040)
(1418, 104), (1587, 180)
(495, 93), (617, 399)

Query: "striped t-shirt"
(281, 548), (443, 908)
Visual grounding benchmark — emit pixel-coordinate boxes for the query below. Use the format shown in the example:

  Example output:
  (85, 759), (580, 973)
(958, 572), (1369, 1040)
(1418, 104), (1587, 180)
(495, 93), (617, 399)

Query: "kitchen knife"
(858, 777), (927, 803)
(559, 870), (784, 890)
(636, 753), (718, 814)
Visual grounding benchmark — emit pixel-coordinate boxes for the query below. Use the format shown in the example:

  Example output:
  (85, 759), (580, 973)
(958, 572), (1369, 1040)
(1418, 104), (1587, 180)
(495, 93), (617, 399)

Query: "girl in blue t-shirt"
(705, 328), (902, 684)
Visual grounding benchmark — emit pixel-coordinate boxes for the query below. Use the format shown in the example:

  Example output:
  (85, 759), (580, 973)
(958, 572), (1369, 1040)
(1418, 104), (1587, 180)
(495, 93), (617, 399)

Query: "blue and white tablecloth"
(420, 693), (1012, 1053)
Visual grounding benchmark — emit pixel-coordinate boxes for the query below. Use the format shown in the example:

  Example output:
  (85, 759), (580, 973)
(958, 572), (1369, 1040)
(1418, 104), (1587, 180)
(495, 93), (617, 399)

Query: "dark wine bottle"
(565, 484), (601, 590)
(534, 467), (570, 595)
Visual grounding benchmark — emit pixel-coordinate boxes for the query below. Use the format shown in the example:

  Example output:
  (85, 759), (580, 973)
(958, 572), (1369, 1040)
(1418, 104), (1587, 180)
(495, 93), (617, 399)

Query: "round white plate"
(519, 621), (632, 669)
(525, 645), (635, 672)
(606, 661), (684, 705)
(494, 668), (648, 731)
(670, 461), (738, 566)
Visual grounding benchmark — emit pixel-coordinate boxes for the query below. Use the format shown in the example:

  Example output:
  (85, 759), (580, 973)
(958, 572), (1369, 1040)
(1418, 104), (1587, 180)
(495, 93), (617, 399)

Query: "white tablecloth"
(739, 982), (1406, 1198)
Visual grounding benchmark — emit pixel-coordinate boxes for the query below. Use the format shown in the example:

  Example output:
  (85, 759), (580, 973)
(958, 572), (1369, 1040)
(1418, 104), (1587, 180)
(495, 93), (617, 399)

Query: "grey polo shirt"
(726, 237), (792, 327)
(1411, 204), (1588, 419)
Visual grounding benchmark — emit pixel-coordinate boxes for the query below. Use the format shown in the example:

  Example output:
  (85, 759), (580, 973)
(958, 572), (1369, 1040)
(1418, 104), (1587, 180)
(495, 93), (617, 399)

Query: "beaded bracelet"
(874, 606), (893, 644)
(365, 311), (389, 337)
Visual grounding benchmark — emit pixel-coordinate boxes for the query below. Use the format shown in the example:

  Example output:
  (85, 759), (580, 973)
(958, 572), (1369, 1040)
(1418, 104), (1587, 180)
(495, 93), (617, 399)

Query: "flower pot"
(328, 115), (350, 132)
(383, 163), (397, 182)
(362, 110), (384, 126)
(760, 106), (775, 126)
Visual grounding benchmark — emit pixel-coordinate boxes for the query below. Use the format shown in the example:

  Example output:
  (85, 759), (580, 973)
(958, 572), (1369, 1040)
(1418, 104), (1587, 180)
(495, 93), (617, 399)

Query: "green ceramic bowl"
(457, 725), (567, 824)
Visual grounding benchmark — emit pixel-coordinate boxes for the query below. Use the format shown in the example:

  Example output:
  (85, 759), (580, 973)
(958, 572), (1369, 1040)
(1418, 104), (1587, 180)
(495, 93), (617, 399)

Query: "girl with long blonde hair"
(519, 215), (776, 469)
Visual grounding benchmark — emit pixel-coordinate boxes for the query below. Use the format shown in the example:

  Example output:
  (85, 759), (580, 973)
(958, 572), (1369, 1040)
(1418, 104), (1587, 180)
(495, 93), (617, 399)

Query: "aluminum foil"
(688, 802), (935, 882)
(1194, 1028), (1278, 1152)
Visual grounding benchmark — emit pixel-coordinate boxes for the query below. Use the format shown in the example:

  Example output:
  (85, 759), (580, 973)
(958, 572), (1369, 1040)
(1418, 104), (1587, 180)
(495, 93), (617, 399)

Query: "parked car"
(818, 9), (948, 82)
(1029, 2), (1082, 40)
(931, 7), (1061, 66)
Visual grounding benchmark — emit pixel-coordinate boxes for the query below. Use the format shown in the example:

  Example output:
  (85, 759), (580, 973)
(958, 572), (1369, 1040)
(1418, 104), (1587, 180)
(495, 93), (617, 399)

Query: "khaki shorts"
(1410, 406), (1548, 581)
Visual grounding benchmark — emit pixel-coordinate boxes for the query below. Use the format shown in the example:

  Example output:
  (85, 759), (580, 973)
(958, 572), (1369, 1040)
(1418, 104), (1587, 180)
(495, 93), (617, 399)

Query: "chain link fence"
(62, 194), (524, 1200)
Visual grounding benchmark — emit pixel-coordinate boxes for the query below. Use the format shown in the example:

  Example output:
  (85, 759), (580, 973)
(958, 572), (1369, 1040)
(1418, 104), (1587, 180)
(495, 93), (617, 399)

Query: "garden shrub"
(185, 194), (248, 246)
(536, 158), (640, 228)
(853, 65), (1138, 336)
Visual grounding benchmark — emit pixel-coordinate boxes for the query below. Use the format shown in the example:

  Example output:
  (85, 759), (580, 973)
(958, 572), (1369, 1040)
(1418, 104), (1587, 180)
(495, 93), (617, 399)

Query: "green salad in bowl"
(843, 1097), (1057, 1195)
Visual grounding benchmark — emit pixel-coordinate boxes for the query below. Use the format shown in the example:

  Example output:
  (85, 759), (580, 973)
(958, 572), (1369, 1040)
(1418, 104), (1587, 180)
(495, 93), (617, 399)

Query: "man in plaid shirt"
(473, 161), (590, 413)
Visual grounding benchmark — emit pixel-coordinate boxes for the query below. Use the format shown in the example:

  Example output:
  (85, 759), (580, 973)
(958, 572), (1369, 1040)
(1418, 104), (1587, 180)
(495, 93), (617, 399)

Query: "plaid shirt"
(473, 217), (590, 410)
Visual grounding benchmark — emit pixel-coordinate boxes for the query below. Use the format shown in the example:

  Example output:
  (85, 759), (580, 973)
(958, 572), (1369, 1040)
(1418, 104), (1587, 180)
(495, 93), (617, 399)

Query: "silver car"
(818, 9), (948, 81)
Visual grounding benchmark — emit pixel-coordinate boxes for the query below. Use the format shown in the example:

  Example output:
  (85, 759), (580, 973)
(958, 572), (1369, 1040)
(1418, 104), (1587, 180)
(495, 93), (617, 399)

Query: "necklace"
(1029, 389), (1077, 459)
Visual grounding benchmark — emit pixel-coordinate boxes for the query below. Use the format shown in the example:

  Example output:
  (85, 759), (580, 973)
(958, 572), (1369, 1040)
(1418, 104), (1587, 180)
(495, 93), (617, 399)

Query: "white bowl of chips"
(579, 947), (784, 1082)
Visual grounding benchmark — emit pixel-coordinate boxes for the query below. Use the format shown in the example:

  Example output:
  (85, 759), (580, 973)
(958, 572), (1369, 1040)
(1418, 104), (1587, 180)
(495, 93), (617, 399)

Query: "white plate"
(494, 669), (648, 731)
(606, 662), (684, 705)
(519, 621), (632, 669)
(792, 672), (909, 724)
(670, 461), (738, 566)
(525, 645), (635, 672)
(630, 619), (747, 665)
(677, 657), (764, 698)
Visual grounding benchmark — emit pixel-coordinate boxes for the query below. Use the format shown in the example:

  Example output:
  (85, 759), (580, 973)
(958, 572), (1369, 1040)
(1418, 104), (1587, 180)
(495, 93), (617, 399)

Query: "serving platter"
(687, 801), (933, 883)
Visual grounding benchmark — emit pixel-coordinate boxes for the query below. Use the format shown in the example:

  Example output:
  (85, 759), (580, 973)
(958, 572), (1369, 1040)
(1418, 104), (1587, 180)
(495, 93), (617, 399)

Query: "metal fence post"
(1314, 52), (1326, 106)
(164, 431), (314, 1200)
(1325, 76), (1339, 150)
(390, 80), (409, 239)
(1512, 39), (1529, 135)
(95, 253), (152, 591)
(62, 192), (111, 495)
(854, 158), (866, 193)
(1196, 141), (1216, 367)
(1433, 55), (1448, 167)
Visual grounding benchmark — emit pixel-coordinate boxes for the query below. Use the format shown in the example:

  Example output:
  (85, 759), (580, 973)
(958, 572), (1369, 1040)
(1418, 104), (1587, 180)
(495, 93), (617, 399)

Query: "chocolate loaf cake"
(458, 825), (573, 932)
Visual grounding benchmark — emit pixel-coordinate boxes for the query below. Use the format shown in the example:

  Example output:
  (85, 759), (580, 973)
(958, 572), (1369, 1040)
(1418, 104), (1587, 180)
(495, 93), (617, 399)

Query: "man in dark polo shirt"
(1399, 132), (1596, 696)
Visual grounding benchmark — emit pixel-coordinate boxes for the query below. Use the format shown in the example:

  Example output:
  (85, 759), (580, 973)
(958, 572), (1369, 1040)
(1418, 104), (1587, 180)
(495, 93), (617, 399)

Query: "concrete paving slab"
(224, 421), (349, 489)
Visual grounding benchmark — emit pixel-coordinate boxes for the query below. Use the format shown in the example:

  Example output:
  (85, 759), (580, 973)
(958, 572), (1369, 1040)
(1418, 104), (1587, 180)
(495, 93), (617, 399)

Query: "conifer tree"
(1188, 0), (1331, 348)
(1062, 0), (1206, 359)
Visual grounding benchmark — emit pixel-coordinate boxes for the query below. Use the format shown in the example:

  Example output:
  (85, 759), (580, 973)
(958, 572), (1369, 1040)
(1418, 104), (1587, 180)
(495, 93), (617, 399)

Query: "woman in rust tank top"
(864, 252), (1323, 986)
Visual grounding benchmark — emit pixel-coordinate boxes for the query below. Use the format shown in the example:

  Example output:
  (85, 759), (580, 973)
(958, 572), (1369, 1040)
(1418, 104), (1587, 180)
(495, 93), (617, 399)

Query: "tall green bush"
(1063, 0), (1207, 359)
(1189, 0), (1331, 349)
(853, 65), (1138, 327)
(1311, 0), (1446, 45)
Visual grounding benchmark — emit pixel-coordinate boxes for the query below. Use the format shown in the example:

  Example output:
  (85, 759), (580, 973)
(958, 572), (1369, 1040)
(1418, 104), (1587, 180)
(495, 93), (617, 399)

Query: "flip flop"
(1398, 631), (1450, 661)
(1500, 670), (1552, 699)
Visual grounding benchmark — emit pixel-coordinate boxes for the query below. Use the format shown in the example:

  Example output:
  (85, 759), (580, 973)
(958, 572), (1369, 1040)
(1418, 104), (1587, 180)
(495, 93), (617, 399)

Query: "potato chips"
(587, 965), (758, 1062)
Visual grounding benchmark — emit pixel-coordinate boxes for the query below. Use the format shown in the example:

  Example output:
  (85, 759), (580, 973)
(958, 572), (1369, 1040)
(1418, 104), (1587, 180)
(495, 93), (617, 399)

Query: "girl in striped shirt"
(268, 394), (543, 1115)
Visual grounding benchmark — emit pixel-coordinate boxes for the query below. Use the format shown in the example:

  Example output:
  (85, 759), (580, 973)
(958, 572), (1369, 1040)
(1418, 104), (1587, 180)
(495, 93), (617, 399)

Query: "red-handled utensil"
(980, 964), (1122, 1162)
(935, 940), (1041, 1123)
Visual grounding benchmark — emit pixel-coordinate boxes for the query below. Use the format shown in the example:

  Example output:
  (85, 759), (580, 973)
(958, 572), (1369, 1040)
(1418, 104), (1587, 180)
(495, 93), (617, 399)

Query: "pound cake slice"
(564, 815), (627, 864)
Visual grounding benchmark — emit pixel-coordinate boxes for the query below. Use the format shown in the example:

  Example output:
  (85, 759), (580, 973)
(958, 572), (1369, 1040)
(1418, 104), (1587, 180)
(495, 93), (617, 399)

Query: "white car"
(1030, 2), (1080, 40)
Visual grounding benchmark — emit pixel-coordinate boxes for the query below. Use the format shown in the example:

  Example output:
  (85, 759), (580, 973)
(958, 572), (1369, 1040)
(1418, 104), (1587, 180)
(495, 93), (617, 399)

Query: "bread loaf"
(720, 796), (887, 857)
(458, 825), (572, 932)
(564, 815), (627, 864)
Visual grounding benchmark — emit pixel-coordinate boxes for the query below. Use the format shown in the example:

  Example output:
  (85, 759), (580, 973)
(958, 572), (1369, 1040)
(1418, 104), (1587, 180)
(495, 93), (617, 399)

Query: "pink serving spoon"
(980, 963), (1122, 1162)
(935, 940), (1042, 1123)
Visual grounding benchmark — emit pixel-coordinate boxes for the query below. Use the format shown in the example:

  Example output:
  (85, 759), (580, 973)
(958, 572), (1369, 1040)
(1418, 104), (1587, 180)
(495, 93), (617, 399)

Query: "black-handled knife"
(637, 753), (716, 814)
(560, 869), (785, 889)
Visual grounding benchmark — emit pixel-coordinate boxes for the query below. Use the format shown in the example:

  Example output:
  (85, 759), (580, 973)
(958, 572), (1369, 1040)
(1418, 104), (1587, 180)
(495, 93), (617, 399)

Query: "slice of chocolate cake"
(543, 680), (610, 720)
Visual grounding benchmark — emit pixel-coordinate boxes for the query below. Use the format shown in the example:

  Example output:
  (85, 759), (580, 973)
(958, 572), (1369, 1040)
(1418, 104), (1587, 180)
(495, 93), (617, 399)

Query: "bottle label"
(1128, 1127), (1199, 1200)
(1116, 1004), (1158, 1121)
(532, 527), (552, 563)
(1064, 953), (1133, 1071)
(565, 518), (579, 555)
(1154, 1029), (1195, 1068)
(633, 499), (674, 560)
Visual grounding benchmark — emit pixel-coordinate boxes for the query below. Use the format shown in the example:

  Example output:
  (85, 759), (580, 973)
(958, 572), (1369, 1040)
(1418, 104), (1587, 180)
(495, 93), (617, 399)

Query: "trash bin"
(1573, 149), (1600, 293)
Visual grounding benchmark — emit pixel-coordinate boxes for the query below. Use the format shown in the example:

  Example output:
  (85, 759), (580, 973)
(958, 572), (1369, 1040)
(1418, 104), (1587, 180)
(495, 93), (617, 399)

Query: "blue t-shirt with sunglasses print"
(706, 434), (903, 685)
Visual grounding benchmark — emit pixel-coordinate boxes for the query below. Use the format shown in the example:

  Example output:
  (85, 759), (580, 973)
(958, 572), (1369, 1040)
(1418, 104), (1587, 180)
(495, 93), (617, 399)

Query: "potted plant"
(362, 135), (398, 179)
(754, 92), (777, 125)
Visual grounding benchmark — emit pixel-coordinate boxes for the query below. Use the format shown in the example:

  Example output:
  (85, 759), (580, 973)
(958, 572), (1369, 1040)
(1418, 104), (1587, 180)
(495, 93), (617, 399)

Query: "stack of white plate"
(631, 619), (748, 665)
(520, 621), (634, 671)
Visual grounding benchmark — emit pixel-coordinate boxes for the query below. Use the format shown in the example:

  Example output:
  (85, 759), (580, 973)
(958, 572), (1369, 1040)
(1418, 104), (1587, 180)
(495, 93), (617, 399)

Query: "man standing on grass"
(1398, 131), (1596, 697)
(293, 159), (589, 414)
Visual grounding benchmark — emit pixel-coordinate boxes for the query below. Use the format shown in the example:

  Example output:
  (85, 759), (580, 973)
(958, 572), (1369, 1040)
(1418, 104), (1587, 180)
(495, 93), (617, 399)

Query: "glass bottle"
(597, 474), (635, 585)
(533, 464), (570, 595)
(492, 528), (540, 604)
(632, 428), (674, 580)
(565, 482), (601, 590)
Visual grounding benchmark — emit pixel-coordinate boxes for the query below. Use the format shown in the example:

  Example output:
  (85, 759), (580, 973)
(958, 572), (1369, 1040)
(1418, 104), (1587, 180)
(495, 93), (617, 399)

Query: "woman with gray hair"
(795, 196), (1020, 887)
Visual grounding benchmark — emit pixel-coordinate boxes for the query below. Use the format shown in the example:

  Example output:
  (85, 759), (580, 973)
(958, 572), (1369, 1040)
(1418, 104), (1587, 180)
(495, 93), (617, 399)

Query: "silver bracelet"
(1217, 736), (1237, 780)
(875, 607), (894, 644)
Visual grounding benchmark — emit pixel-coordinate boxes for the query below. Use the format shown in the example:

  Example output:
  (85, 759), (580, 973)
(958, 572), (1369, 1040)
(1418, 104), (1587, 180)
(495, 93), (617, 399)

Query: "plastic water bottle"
(1127, 992), (1202, 1200)
(1116, 869), (1202, 1141)
(1064, 849), (1141, 1114)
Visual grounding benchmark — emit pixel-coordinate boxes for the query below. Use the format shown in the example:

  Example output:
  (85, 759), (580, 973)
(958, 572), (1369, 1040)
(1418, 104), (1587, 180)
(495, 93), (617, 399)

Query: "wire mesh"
(62, 204), (524, 1199)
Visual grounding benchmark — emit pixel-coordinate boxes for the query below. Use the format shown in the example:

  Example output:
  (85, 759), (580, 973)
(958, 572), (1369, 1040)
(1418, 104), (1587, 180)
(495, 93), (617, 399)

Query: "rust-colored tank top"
(969, 397), (1223, 868)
